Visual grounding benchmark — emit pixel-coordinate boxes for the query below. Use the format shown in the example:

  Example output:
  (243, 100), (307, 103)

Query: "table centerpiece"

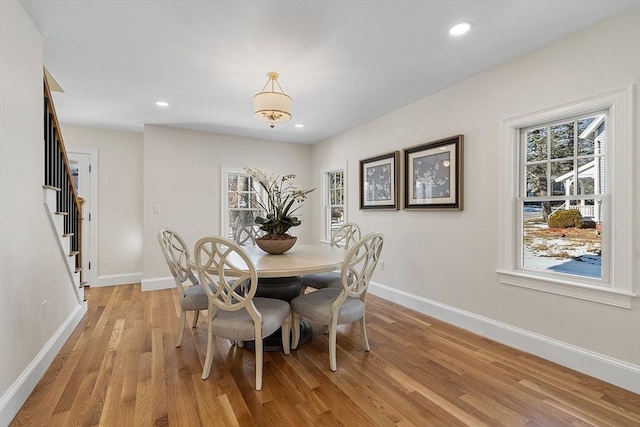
(243, 167), (315, 254)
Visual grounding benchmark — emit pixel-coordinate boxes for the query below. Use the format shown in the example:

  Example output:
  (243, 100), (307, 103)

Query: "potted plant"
(242, 167), (315, 254)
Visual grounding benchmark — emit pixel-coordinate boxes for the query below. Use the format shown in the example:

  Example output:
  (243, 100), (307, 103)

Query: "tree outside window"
(325, 169), (345, 241)
(226, 171), (259, 240)
(520, 112), (606, 280)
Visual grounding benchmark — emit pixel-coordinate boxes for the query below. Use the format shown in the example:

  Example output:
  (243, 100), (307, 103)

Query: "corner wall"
(62, 125), (144, 286)
(141, 125), (313, 290)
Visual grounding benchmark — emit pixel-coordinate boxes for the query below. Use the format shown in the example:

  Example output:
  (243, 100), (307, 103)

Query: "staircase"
(42, 74), (85, 303)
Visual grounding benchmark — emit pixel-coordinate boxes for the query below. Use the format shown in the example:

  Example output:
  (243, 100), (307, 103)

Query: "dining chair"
(193, 236), (291, 390)
(234, 224), (259, 246)
(157, 228), (209, 347)
(300, 223), (361, 290)
(291, 232), (384, 371)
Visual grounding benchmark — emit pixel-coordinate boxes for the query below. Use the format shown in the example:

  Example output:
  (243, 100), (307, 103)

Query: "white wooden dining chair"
(291, 232), (384, 371)
(157, 228), (209, 347)
(193, 236), (291, 390)
(234, 224), (260, 246)
(300, 223), (361, 290)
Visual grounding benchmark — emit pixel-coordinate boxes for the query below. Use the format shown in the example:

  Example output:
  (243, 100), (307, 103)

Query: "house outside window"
(324, 167), (346, 241)
(498, 87), (635, 308)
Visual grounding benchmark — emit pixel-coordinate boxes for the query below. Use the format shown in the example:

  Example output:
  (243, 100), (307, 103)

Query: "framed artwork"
(404, 135), (463, 210)
(359, 151), (400, 210)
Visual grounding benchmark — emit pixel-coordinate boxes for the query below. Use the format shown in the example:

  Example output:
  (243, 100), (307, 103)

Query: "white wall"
(0, 0), (85, 423)
(141, 125), (313, 290)
(311, 9), (639, 367)
(62, 125), (144, 286)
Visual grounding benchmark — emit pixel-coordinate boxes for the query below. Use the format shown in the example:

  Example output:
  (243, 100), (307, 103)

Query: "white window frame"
(221, 167), (261, 240)
(321, 164), (347, 243)
(498, 86), (636, 308)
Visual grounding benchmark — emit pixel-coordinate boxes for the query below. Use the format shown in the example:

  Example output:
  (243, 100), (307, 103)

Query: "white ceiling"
(20, 0), (637, 145)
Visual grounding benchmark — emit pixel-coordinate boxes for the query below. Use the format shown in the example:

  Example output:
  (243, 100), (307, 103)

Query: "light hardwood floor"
(12, 284), (640, 426)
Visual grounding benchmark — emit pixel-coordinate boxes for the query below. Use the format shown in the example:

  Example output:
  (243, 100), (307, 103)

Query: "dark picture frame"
(403, 135), (463, 210)
(359, 151), (400, 210)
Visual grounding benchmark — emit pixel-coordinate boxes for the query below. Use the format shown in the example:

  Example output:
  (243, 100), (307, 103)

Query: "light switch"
(153, 204), (161, 214)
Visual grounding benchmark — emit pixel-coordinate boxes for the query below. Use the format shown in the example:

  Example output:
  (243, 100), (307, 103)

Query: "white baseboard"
(0, 301), (87, 426)
(369, 281), (640, 394)
(94, 273), (142, 287)
(141, 276), (174, 292)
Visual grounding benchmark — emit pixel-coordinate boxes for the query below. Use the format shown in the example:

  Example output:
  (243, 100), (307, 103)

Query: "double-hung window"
(223, 168), (260, 240)
(520, 112), (606, 279)
(323, 167), (346, 241)
(498, 87), (635, 308)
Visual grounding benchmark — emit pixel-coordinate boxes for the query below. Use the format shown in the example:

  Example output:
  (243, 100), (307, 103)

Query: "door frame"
(67, 149), (98, 287)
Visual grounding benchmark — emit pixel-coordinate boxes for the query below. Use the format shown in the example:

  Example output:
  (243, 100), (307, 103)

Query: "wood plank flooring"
(11, 284), (640, 426)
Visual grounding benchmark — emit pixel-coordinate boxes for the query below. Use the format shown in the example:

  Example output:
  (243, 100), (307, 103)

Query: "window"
(223, 168), (260, 240)
(498, 87), (635, 308)
(323, 167), (346, 241)
(520, 112), (606, 280)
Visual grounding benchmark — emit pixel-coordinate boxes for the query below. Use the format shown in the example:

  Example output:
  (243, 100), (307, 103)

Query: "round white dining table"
(233, 244), (347, 278)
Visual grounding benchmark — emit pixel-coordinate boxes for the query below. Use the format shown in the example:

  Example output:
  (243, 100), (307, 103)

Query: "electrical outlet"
(152, 204), (161, 214)
(42, 300), (48, 320)
(379, 261), (385, 271)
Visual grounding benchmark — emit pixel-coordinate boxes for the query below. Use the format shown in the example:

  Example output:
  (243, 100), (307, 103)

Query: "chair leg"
(255, 327), (264, 391)
(360, 314), (370, 351)
(281, 314), (291, 355)
(176, 310), (186, 347)
(328, 317), (339, 372)
(201, 318), (215, 380)
(291, 312), (301, 349)
(192, 310), (200, 327)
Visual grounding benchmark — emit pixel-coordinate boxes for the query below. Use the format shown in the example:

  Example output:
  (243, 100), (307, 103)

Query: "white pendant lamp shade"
(253, 72), (292, 128)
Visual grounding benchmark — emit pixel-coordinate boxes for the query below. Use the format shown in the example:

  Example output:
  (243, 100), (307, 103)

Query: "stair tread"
(55, 211), (69, 216)
(42, 185), (61, 192)
(69, 251), (80, 256)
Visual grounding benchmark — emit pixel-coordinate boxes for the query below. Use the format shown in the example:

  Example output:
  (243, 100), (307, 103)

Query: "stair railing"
(43, 75), (83, 281)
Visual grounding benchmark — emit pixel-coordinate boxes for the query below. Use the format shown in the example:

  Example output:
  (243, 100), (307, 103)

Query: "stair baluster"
(43, 76), (83, 282)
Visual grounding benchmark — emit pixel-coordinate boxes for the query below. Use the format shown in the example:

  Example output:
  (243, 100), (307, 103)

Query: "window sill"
(497, 270), (636, 309)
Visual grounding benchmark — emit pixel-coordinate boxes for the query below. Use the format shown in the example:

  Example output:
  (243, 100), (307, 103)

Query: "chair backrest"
(331, 223), (362, 249)
(234, 225), (259, 246)
(339, 232), (384, 300)
(158, 228), (199, 297)
(193, 236), (260, 319)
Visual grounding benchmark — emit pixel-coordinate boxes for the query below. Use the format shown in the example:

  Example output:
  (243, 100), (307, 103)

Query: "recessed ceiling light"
(449, 22), (471, 36)
(295, 124), (304, 128)
(155, 101), (169, 107)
